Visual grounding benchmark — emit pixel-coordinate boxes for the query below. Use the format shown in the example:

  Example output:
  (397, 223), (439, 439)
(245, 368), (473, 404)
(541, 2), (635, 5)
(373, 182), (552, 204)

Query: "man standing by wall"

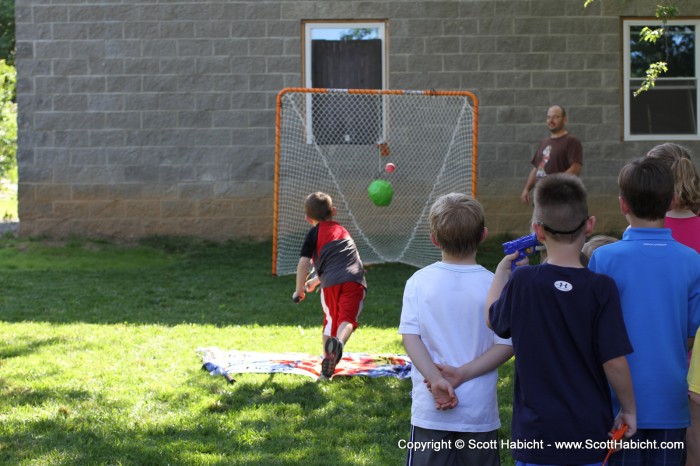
(520, 105), (583, 204)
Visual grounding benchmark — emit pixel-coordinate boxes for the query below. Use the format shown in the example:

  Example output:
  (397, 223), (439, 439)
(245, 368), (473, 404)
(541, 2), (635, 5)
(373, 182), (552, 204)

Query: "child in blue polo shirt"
(589, 157), (700, 465)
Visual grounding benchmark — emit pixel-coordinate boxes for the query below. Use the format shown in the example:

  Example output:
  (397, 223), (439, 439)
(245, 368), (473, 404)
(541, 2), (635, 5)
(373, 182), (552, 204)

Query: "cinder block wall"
(15, 0), (700, 240)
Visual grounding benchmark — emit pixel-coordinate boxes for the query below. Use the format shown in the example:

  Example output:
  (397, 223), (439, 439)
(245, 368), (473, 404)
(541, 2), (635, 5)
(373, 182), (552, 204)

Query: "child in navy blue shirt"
(488, 174), (636, 465)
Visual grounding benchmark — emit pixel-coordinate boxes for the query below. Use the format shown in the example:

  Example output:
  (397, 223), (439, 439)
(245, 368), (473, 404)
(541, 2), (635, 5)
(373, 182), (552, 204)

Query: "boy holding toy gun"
(503, 233), (540, 269)
(488, 174), (636, 465)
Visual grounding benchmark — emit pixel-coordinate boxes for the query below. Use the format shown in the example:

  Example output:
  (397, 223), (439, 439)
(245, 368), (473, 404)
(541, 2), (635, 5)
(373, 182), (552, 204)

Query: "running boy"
(399, 193), (513, 466)
(589, 157), (700, 465)
(293, 192), (366, 380)
(488, 174), (637, 465)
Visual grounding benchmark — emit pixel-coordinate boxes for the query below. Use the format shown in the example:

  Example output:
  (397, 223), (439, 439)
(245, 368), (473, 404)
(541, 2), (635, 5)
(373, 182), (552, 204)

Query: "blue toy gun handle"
(502, 233), (540, 270)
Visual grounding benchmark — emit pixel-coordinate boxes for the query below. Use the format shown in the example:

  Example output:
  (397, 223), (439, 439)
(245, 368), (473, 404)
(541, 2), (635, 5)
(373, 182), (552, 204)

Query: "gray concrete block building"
(14, 0), (700, 240)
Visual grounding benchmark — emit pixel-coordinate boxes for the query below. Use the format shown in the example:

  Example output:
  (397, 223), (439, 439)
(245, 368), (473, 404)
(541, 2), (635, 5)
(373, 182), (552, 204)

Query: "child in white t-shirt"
(398, 193), (513, 466)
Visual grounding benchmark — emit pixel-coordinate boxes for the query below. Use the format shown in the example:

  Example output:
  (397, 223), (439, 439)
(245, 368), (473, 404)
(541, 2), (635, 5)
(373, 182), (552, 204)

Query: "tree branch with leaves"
(0, 0), (15, 64)
(585, 1), (679, 95)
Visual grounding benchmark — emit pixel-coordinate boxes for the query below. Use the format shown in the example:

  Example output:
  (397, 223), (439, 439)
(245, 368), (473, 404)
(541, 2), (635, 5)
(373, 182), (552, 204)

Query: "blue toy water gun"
(502, 233), (541, 270)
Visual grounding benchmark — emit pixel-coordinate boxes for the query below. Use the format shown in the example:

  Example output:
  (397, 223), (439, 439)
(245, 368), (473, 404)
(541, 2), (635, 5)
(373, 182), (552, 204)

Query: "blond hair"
(582, 235), (618, 260)
(647, 143), (700, 212)
(429, 193), (484, 258)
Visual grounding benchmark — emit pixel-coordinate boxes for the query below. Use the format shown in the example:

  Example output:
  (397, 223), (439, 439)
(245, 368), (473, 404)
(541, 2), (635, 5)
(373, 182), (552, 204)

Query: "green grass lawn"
(0, 235), (516, 465)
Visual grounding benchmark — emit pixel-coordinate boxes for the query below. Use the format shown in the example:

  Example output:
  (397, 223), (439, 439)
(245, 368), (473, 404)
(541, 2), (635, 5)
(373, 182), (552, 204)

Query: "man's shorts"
(320, 281), (365, 337)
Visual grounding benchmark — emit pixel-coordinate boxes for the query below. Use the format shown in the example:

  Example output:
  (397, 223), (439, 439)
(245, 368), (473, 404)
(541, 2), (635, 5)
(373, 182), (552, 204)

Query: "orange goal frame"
(272, 87), (479, 275)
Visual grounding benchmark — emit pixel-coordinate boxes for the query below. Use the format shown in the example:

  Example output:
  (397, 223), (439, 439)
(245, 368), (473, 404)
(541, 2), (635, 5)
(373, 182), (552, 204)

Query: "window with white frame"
(623, 19), (698, 140)
(302, 21), (388, 144)
(302, 21), (387, 90)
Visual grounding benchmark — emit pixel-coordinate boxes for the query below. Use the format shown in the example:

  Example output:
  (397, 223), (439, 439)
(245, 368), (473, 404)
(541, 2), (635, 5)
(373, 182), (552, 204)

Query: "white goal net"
(273, 88), (478, 275)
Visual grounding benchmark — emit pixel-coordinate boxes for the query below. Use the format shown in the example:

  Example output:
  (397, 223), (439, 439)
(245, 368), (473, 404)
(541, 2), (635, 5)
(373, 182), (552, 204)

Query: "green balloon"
(367, 179), (394, 206)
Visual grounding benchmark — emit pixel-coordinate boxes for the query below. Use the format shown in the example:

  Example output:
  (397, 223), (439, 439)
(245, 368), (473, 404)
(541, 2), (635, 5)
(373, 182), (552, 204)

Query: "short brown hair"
(534, 174), (589, 243)
(429, 193), (484, 258)
(618, 157), (674, 221)
(304, 192), (333, 221)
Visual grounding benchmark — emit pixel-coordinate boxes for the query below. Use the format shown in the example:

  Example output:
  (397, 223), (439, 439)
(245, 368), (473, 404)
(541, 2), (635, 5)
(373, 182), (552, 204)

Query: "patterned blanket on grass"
(199, 347), (412, 383)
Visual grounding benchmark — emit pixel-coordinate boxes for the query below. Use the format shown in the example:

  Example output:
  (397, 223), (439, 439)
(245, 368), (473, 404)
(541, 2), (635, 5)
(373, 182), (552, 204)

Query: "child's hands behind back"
(426, 376), (458, 410)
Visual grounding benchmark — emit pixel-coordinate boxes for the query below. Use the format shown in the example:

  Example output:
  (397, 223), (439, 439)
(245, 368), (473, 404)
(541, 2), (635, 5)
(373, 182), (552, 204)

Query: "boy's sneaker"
(321, 337), (343, 379)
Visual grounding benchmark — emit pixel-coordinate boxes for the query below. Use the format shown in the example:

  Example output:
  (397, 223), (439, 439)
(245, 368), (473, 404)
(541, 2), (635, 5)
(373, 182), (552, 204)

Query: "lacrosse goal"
(272, 88), (479, 275)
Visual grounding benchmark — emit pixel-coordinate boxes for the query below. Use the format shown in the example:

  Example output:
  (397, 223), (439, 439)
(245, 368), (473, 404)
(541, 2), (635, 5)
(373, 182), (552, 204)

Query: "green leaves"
(0, 0), (14, 64)
(633, 61), (669, 97)
(656, 3), (680, 20)
(585, 1), (680, 96)
(0, 59), (16, 180)
(632, 27), (668, 96)
(639, 26), (665, 43)
(634, 2), (679, 95)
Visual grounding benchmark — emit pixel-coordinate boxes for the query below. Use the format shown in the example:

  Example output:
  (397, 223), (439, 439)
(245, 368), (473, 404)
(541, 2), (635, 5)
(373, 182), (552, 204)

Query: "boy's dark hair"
(305, 192), (334, 221)
(534, 174), (589, 243)
(429, 193), (484, 258)
(618, 157), (674, 221)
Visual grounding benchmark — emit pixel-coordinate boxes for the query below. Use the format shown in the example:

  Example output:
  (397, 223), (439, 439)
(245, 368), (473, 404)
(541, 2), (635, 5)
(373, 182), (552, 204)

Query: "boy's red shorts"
(320, 281), (365, 337)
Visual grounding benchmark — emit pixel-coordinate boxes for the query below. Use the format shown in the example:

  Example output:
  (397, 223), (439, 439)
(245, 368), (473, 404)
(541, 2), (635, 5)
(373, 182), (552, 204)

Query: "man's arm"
(564, 162), (582, 176)
(402, 334), (457, 410)
(435, 344), (514, 389)
(520, 167), (538, 204)
(603, 356), (637, 437)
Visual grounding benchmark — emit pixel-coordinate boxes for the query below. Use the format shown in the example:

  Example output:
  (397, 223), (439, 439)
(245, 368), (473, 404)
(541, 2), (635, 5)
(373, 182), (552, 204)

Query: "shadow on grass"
(197, 374), (413, 465)
(0, 234), (523, 329)
(0, 238), (417, 329)
(0, 234), (521, 466)
(206, 374), (327, 413)
(0, 373), (414, 465)
(0, 383), (93, 408)
(0, 335), (67, 359)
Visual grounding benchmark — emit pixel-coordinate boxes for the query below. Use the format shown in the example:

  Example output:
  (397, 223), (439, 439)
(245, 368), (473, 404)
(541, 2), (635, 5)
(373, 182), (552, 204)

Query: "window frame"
(622, 18), (699, 141)
(301, 20), (389, 90)
(301, 20), (389, 145)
